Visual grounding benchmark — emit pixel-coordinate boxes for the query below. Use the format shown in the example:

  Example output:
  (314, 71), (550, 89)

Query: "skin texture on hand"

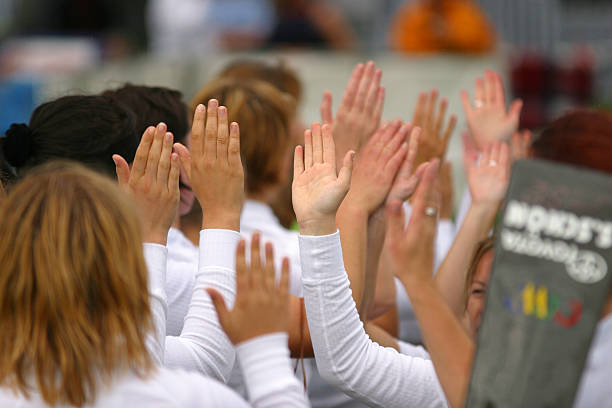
(174, 100), (245, 232)
(292, 122), (354, 236)
(412, 89), (457, 168)
(207, 234), (290, 345)
(113, 122), (180, 245)
(320, 61), (385, 166)
(439, 161), (454, 219)
(386, 159), (473, 408)
(460, 69), (522, 151)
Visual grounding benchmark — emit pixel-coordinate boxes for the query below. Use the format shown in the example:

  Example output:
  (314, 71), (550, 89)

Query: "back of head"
(0, 162), (152, 406)
(191, 78), (296, 194)
(101, 84), (189, 144)
(218, 59), (303, 103)
(531, 109), (612, 174)
(0, 95), (139, 178)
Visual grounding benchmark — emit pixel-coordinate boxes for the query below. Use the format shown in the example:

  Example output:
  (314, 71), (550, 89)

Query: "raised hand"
(207, 234), (290, 344)
(342, 120), (414, 214)
(113, 122), (180, 245)
(463, 132), (511, 206)
(460, 69), (522, 151)
(293, 123), (354, 236)
(386, 159), (441, 285)
(174, 100), (245, 232)
(320, 61), (385, 166)
(386, 127), (422, 204)
(412, 89), (457, 168)
(439, 161), (454, 220)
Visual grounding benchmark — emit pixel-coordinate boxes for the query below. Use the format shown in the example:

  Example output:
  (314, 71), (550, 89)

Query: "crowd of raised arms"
(0, 60), (610, 408)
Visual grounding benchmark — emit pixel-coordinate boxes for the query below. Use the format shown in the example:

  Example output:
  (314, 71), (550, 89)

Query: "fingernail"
(111, 155), (118, 166)
(208, 99), (218, 108)
(231, 122), (238, 131)
(165, 132), (173, 142)
(158, 122), (166, 132)
(402, 142), (408, 149)
(196, 104), (205, 112)
(218, 106), (226, 117)
(147, 127), (155, 136)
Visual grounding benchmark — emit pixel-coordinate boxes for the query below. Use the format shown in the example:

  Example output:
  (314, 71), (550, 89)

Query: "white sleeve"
(299, 231), (447, 408)
(237, 333), (310, 408)
(398, 341), (431, 360)
(455, 189), (472, 229)
(144, 243), (168, 366)
(164, 229), (240, 382)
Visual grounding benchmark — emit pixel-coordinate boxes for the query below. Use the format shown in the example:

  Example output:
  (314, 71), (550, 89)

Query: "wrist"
(298, 216), (337, 236)
(202, 210), (241, 232)
(143, 229), (168, 246)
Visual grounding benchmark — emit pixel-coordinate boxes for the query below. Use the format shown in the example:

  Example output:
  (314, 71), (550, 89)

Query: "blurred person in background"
(267, 0), (356, 50)
(390, 0), (496, 53)
(10, 0), (146, 57)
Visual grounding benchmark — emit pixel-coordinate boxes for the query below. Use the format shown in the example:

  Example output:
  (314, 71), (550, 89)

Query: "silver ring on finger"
(474, 100), (484, 108)
(488, 160), (498, 167)
(425, 207), (437, 217)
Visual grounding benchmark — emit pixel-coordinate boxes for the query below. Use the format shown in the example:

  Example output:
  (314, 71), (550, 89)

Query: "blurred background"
(1, 0), (611, 198)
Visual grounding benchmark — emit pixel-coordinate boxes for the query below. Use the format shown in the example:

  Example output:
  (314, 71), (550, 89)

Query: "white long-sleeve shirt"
(299, 231), (448, 408)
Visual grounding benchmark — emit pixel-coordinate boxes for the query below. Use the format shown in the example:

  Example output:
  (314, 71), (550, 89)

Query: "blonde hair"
(191, 78), (296, 194)
(0, 162), (153, 406)
(464, 236), (495, 310)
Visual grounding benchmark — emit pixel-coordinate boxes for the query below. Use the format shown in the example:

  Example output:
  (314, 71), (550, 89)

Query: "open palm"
(463, 133), (510, 205)
(292, 123), (353, 231)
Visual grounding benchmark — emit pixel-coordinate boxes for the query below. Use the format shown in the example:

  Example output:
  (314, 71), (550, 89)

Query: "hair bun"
(3, 123), (34, 167)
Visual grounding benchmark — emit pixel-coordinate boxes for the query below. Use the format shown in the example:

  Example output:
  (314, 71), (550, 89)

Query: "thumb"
(508, 99), (523, 121)
(320, 91), (333, 125)
(337, 150), (355, 190)
(385, 199), (406, 246)
(112, 154), (130, 187)
(173, 143), (192, 182)
(206, 288), (229, 328)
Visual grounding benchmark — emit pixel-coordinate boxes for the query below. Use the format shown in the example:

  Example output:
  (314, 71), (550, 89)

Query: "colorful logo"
(503, 283), (583, 328)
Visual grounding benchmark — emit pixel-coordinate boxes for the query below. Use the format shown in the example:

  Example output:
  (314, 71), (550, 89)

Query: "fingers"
(145, 123), (166, 184)
(337, 150), (355, 191)
(440, 114), (457, 159)
(340, 63), (365, 109)
(205, 99), (219, 158)
(168, 153), (180, 195)
(321, 91), (334, 125)
(355, 61), (376, 112)
(475, 77), (484, 105)
(364, 68), (382, 115)
(386, 199), (406, 244)
(228, 122), (241, 167)
(206, 288), (229, 327)
(112, 154), (130, 187)
(263, 243), (276, 291)
(462, 131), (478, 172)
(493, 71), (506, 109)
(382, 121), (409, 160)
(294, 145), (305, 176)
(508, 99), (523, 121)
(412, 91), (427, 125)
(424, 89), (438, 130)
(279, 257), (290, 295)
(173, 143), (192, 182)
(250, 233), (262, 286)
(132, 126), (155, 177)
(217, 106), (230, 162)
(372, 86), (385, 127)
(304, 129), (313, 170)
(235, 240), (248, 296)
(396, 127), (420, 180)
(378, 120), (402, 148)
(322, 124), (336, 168)
(385, 140), (409, 177)
(433, 97), (448, 139)
(484, 70), (495, 105)
(191, 104), (206, 159)
(312, 123), (323, 164)
(156, 131), (174, 187)
(412, 158), (441, 219)
(489, 142), (500, 167)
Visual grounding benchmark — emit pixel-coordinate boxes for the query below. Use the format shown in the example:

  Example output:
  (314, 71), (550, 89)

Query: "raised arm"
(207, 237), (310, 407)
(113, 122), (181, 365)
(293, 125), (447, 408)
(164, 100), (245, 381)
(388, 160), (473, 408)
(435, 137), (510, 320)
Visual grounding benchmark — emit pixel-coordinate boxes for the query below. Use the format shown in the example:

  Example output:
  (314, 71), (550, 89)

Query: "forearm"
(435, 203), (497, 317)
(403, 280), (474, 408)
(363, 210), (391, 318)
(364, 319), (399, 351)
(300, 232), (447, 408)
(336, 201), (368, 310)
(369, 247), (397, 319)
(164, 229), (239, 382)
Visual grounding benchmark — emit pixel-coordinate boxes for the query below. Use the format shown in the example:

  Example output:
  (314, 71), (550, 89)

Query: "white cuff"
(143, 243), (168, 305)
(298, 230), (345, 281)
(199, 229), (241, 273)
(236, 333), (297, 401)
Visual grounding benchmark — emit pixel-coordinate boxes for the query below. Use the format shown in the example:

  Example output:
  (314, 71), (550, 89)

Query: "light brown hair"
(0, 162), (153, 406)
(464, 236), (495, 309)
(191, 78), (296, 194)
